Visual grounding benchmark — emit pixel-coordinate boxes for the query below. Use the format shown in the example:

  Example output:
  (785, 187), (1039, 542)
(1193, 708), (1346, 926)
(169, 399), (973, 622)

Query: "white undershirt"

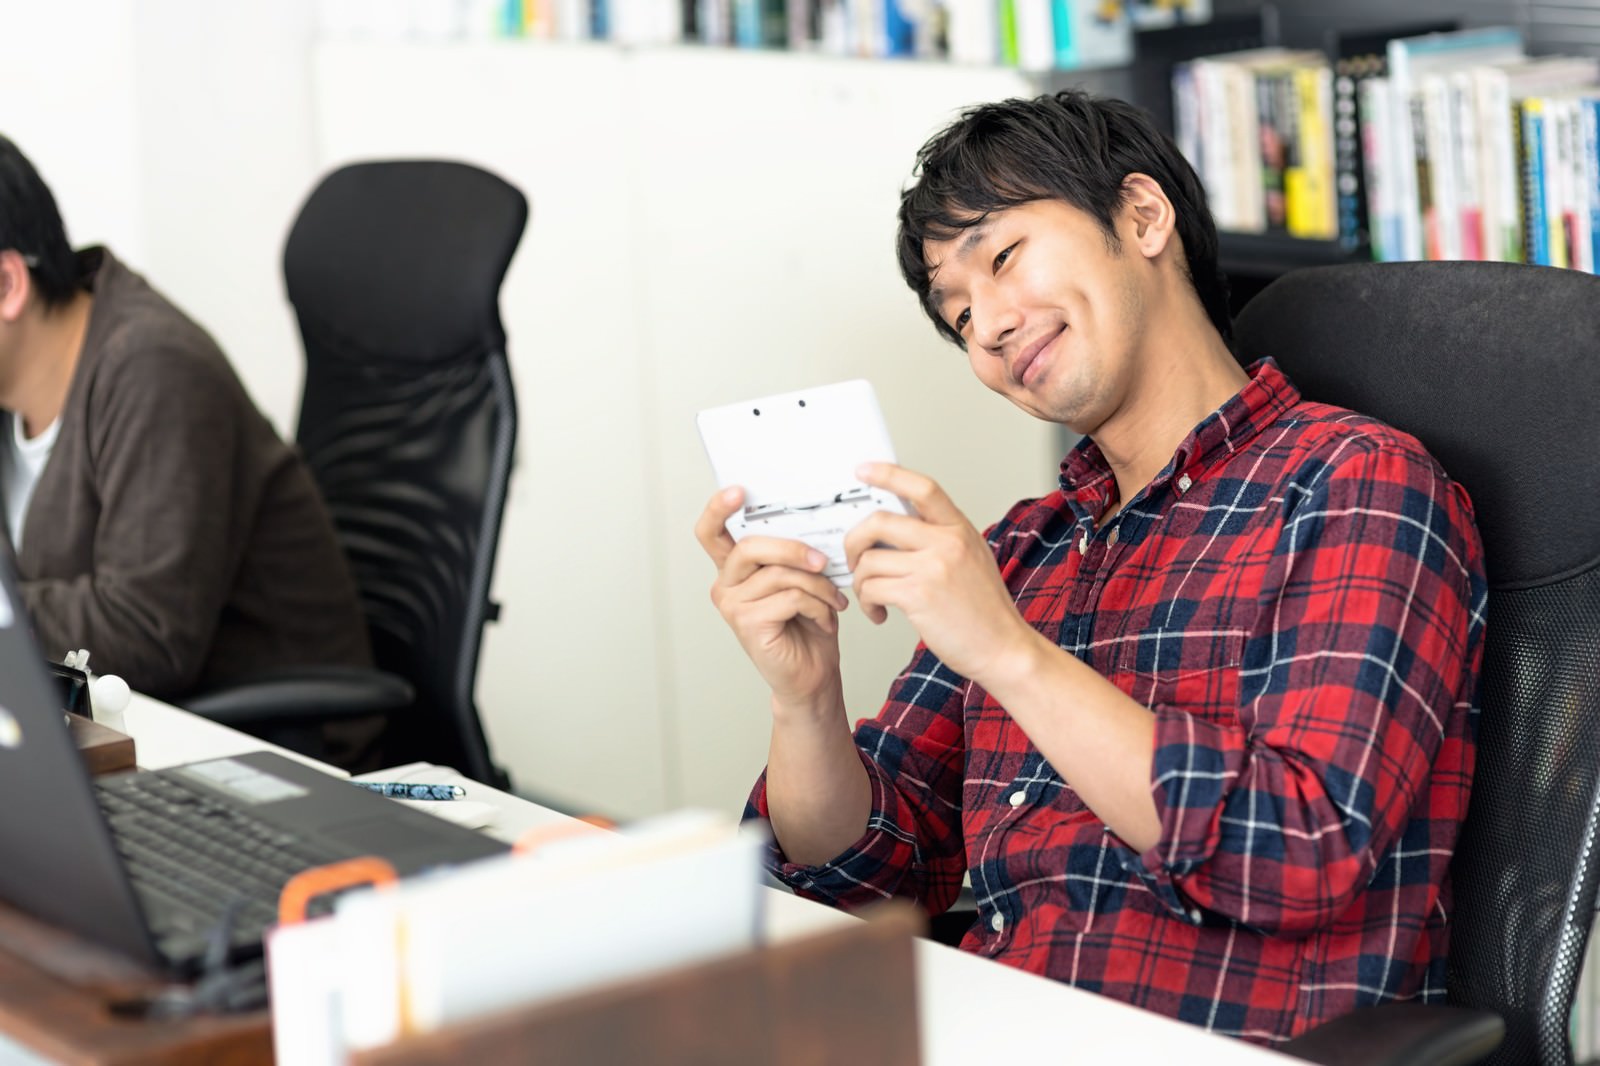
(0, 413), (61, 551)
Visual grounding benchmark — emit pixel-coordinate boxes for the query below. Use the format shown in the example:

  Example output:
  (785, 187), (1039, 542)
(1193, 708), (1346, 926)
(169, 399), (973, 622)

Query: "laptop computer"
(0, 552), (508, 975)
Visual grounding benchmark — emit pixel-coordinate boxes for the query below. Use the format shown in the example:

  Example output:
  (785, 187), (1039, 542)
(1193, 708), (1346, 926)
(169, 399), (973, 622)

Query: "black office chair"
(1231, 260), (1600, 1066)
(185, 161), (528, 789)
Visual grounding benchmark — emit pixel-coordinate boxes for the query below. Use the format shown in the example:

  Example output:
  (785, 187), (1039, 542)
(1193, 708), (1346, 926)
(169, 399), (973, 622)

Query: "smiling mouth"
(1013, 325), (1065, 387)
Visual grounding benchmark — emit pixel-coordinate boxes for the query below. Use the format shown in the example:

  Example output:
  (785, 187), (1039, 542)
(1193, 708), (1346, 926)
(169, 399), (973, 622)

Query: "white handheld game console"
(697, 379), (909, 587)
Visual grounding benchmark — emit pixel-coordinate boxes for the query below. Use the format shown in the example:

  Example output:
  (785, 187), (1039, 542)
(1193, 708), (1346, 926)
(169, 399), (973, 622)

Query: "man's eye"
(993, 243), (1015, 272)
(954, 309), (971, 331)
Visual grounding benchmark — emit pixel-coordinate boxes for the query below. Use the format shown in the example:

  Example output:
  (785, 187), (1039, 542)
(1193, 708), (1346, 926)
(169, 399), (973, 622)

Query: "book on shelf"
(1326, 21), (1456, 257)
(1474, 56), (1599, 263)
(1128, 0), (1208, 31)
(1284, 60), (1337, 239)
(1382, 26), (1525, 262)
(1051, 0), (1134, 71)
(733, 0), (787, 46)
(945, 0), (999, 65)
(1174, 47), (1327, 237)
(1175, 21), (1600, 277)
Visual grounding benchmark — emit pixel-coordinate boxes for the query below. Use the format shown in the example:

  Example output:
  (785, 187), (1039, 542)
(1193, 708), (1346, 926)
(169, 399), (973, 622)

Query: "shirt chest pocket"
(1106, 599), (1248, 715)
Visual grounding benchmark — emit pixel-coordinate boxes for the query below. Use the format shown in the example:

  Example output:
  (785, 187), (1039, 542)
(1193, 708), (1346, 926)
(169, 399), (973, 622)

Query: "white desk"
(122, 697), (1298, 1066)
(123, 692), (351, 777)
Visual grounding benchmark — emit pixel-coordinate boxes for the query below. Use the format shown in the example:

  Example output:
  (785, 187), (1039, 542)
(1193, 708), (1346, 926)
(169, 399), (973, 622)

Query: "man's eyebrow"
(926, 223), (992, 309)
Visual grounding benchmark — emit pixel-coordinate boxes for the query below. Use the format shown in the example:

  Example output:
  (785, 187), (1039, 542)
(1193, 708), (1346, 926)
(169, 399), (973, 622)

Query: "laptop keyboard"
(95, 772), (346, 966)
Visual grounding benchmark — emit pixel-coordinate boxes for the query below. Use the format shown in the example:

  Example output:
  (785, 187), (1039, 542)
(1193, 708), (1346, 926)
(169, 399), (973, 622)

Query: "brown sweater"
(11, 248), (372, 699)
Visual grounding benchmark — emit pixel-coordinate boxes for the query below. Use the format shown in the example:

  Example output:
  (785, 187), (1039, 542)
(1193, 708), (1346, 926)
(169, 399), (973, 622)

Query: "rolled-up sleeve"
(746, 645), (971, 914)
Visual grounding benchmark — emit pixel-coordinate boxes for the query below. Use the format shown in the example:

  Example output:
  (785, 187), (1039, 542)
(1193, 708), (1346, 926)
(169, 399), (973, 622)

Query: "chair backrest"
(283, 160), (528, 787)
(1234, 260), (1600, 1066)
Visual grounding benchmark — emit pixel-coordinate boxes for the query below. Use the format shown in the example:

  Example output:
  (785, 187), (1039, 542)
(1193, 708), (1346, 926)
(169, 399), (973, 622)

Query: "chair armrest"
(1280, 1002), (1504, 1066)
(180, 665), (414, 729)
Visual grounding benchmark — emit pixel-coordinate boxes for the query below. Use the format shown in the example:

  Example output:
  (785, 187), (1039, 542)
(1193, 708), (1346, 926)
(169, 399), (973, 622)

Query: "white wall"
(4, 11), (1063, 819)
(2, 2), (145, 263)
(1, 0), (317, 432)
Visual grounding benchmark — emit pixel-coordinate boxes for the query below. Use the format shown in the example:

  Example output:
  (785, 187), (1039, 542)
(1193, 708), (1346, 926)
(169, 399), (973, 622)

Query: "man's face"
(923, 198), (1150, 435)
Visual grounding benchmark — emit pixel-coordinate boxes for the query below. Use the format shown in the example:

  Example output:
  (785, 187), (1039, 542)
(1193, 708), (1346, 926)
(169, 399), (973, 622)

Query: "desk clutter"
(266, 809), (919, 1064)
(0, 803), (920, 1064)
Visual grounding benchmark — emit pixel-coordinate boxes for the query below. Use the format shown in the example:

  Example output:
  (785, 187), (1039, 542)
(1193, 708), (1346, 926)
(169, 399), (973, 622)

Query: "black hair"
(0, 134), (80, 309)
(895, 89), (1231, 347)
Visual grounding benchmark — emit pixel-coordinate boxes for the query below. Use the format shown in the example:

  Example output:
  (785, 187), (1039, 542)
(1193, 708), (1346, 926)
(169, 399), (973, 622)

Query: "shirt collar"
(1058, 358), (1301, 522)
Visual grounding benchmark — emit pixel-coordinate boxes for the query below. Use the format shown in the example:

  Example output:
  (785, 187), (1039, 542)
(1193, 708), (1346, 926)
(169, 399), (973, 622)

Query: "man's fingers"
(719, 536), (832, 588)
(694, 486), (745, 565)
(852, 573), (896, 626)
(718, 558), (847, 613)
(729, 586), (840, 635)
(856, 462), (963, 525)
(842, 511), (935, 569)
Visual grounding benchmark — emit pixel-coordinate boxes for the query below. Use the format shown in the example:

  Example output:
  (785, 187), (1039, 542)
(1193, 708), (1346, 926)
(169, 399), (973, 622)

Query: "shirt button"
(990, 912), (1005, 933)
(1106, 526), (1119, 548)
(1008, 790), (1027, 807)
(1177, 474), (1193, 493)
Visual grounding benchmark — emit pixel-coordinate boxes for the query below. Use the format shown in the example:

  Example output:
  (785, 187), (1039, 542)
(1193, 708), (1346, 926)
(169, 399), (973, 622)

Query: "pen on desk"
(353, 781), (465, 801)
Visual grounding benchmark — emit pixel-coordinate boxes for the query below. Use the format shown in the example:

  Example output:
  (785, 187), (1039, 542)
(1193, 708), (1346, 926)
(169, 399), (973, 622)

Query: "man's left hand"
(844, 463), (1033, 684)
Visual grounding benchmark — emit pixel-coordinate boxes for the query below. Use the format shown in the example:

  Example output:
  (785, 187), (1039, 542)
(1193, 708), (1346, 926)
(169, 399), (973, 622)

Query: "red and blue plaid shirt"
(748, 360), (1487, 1045)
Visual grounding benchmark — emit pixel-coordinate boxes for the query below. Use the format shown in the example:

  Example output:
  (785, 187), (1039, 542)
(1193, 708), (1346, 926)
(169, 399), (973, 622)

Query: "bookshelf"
(1138, 1), (1600, 309)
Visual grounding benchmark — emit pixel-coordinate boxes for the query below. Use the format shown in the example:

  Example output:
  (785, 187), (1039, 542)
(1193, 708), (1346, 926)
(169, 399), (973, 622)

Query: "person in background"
(696, 90), (1487, 1045)
(0, 133), (377, 765)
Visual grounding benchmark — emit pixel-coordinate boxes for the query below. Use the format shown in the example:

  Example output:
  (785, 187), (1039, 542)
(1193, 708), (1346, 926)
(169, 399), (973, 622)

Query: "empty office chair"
(186, 161), (528, 788)
(1232, 260), (1600, 1066)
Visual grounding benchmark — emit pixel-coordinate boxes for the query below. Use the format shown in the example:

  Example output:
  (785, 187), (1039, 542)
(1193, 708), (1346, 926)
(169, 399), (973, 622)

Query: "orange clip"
(278, 856), (399, 927)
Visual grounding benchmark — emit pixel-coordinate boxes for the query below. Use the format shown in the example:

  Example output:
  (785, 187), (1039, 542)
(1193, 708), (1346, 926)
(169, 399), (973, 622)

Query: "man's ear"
(0, 251), (32, 323)
(1120, 173), (1177, 260)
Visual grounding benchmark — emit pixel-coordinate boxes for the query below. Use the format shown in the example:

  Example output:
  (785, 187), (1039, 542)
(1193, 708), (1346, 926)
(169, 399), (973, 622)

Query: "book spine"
(1586, 98), (1600, 273)
(1013, 0), (1054, 70)
(1334, 54), (1377, 255)
(1050, 0), (1073, 68)
(1360, 75), (1397, 261)
(1522, 99), (1549, 266)
(1421, 74), (1457, 260)
(1563, 97), (1591, 272)
(1232, 60), (1266, 232)
(1257, 67), (1288, 233)
(1409, 91), (1432, 260)
(1195, 61), (1238, 232)
(1544, 97), (1569, 269)
(733, 0), (759, 44)
(776, 0), (807, 47)
(1285, 63), (1336, 239)
(1450, 73), (1484, 260)
(998, 0), (1019, 66)
(1472, 69), (1509, 261)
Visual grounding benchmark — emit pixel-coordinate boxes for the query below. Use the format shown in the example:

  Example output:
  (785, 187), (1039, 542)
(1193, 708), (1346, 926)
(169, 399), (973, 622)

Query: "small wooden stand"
(69, 714), (137, 776)
(0, 899), (270, 1066)
(352, 903), (924, 1066)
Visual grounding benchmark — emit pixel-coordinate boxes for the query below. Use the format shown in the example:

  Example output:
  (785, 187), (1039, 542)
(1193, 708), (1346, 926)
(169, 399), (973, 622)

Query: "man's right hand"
(695, 486), (850, 710)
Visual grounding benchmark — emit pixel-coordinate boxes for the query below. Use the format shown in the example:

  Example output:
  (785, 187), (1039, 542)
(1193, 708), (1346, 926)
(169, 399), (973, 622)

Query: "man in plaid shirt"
(695, 90), (1487, 1045)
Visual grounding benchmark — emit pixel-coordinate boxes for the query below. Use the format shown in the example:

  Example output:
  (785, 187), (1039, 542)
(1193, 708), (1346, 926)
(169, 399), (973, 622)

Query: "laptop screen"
(0, 553), (161, 965)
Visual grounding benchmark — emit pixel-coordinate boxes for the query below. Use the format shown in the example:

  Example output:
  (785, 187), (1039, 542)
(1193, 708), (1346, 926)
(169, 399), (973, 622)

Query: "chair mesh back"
(295, 344), (516, 783)
(285, 161), (527, 785)
(1461, 575), (1600, 1065)
(1234, 261), (1600, 1066)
